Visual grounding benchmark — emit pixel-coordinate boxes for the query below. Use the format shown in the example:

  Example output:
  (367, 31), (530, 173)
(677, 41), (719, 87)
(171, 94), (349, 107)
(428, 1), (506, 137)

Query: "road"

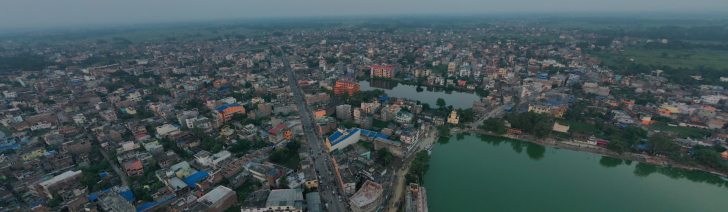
(386, 130), (437, 212)
(99, 148), (129, 187)
(281, 50), (347, 212)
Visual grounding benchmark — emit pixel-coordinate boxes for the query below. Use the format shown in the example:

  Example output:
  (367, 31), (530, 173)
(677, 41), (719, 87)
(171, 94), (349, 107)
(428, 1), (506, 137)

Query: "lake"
(423, 134), (728, 212)
(359, 79), (481, 109)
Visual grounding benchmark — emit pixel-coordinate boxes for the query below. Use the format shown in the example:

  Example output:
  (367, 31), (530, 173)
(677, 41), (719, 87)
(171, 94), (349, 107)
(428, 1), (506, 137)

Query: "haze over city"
(1, 0), (727, 29)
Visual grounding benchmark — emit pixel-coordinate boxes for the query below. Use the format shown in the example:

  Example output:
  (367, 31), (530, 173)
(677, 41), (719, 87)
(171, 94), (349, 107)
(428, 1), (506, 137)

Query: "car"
(332, 191), (335, 195)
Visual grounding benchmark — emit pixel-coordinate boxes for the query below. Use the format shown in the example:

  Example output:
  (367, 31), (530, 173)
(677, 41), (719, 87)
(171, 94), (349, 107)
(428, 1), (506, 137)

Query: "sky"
(1, 0), (727, 29)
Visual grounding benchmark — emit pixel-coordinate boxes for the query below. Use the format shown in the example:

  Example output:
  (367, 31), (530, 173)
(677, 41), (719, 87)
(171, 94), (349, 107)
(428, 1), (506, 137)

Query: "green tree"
(278, 175), (290, 189)
(342, 120), (357, 129)
(646, 134), (680, 155)
(436, 124), (451, 137)
(436, 98), (446, 109)
(422, 103), (431, 111)
(377, 148), (393, 165)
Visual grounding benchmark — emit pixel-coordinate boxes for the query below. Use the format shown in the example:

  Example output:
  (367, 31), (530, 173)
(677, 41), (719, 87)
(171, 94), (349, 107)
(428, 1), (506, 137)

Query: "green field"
(591, 48), (728, 70)
(558, 119), (601, 135)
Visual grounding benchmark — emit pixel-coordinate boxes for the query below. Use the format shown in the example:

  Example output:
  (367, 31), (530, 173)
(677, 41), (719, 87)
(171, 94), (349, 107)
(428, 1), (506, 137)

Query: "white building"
(31, 122), (52, 131)
(73, 114), (86, 124)
(327, 128), (361, 152)
(128, 91), (142, 101)
(156, 124), (180, 136)
(3, 91), (17, 98)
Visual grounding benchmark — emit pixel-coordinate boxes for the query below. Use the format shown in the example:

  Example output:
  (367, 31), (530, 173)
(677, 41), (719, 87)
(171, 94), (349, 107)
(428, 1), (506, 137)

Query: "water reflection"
(465, 134), (728, 186)
(599, 156), (624, 168)
(360, 79), (481, 109)
(526, 144), (546, 160)
(633, 162), (658, 177)
(368, 79), (398, 90)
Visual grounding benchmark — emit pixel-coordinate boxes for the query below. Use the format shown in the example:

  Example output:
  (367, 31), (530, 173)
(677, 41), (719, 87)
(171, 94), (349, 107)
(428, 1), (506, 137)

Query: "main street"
(281, 50), (347, 212)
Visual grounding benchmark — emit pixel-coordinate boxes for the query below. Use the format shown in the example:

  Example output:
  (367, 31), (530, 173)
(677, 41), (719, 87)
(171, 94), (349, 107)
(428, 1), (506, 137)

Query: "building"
(370, 64), (397, 78)
(361, 102), (380, 114)
(336, 104), (352, 120)
(264, 189), (304, 211)
(306, 192), (324, 212)
(327, 128), (361, 152)
(350, 180), (384, 212)
(528, 105), (551, 114)
(396, 111), (413, 124)
(267, 124), (290, 144)
(125, 160), (144, 177)
(187, 186), (237, 212)
(447, 111), (459, 125)
(215, 104), (245, 122)
(37, 170), (83, 199)
(99, 110), (117, 122)
(334, 80), (360, 96)
(156, 124), (180, 136)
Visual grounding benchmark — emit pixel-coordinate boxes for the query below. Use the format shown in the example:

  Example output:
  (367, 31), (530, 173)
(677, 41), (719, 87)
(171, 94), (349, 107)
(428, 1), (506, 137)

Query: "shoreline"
(451, 128), (728, 178)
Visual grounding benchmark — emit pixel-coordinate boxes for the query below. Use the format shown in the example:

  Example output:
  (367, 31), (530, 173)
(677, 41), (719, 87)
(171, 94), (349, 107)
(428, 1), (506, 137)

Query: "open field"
(591, 48), (728, 70)
(648, 124), (713, 138)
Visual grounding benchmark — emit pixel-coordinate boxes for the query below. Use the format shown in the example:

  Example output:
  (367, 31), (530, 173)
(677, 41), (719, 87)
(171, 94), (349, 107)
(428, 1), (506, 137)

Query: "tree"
(436, 124), (451, 137)
(422, 103), (431, 111)
(481, 118), (507, 134)
(278, 175), (290, 189)
(342, 120), (357, 129)
(436, 98), (446, 109)
(377, 148), (393, 165)
(646, 134), (679, 155)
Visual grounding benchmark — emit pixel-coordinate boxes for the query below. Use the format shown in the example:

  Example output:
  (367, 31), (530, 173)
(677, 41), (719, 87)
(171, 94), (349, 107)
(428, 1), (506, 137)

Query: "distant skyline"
(1, 0), (727, 29)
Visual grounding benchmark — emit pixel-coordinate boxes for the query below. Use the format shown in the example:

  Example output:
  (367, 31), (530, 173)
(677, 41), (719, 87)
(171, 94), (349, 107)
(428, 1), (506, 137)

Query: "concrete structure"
(305, 192), (324, 212)
(156, 124), (180, 136)
(38, 170), (83, 199)
(396, 111), (413, 124)
(336, 104), (352, 120)
(264, 189), (304, 211)
(215, 104), (245, 122)
(189, 186), (237, 212)
(350, 180), (384, 212)
(334, 80), (360, 96)
(327, 128), (361, 152)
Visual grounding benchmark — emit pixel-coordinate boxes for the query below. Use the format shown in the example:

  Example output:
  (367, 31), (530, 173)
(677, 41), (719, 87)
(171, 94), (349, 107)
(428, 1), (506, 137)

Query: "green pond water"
(423, 134), (728, 212)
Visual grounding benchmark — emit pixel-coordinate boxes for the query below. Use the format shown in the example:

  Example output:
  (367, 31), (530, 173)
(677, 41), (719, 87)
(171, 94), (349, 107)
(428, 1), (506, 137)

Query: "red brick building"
(334, 80), (360, 96)
(124, 161), (144, 177)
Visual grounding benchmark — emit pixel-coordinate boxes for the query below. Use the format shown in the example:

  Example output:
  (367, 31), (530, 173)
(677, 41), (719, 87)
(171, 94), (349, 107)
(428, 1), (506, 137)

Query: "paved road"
(99, 148), (129, 187)
(282, 51), (347, 212)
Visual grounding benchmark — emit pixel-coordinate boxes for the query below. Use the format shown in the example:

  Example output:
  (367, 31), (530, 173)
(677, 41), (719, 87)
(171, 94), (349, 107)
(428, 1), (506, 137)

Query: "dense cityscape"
(1, 14), (728, 212)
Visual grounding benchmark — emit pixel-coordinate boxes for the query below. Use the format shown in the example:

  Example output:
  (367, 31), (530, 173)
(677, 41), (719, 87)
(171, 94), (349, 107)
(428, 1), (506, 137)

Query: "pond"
(423, 134), (728, 212)
(359, 79), (481, 109)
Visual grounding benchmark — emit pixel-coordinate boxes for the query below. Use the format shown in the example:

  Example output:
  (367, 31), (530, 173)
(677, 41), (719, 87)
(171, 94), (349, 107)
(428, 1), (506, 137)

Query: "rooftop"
(350, 180), (383, 208)
(265, 189), (304, 208)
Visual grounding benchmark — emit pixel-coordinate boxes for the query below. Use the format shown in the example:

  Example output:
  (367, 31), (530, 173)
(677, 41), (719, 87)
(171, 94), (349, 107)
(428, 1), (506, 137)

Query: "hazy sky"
(1, 0), (726, 29)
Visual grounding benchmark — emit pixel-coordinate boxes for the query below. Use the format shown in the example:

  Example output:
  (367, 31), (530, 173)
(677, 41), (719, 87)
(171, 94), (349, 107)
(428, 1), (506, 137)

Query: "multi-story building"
(361, 102), (380, 114)
(37, 170), (83, 199)
(214, 104), (245, 122)
(350, 180), (384, 212)
(396, 111), (413, 124)
(336, 104), (352, 120)
(334, 80), (360, 96)
(370, 64), (397, 78)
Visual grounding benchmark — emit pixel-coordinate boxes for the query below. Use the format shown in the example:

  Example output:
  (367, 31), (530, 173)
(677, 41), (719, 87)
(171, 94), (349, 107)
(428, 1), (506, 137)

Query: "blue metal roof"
(136, 195), (175, 212)
(332, 129), (359, 146)
(379, 96), (389, 101)
(328, 131), (343, 143)
(375, 133), (389, 139)
(119, 190), (135, 201)
(216, 104), (242, 112)
(88, 194), (99, 201)
(183, 171), (209, 188)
